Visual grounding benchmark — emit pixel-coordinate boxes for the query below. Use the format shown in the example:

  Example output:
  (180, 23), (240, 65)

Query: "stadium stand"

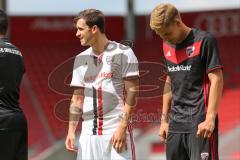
(10, 10), (240, 159)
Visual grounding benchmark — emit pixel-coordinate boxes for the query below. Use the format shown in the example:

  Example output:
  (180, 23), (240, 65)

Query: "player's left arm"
(197, 69), (224, 138)
(112, 76), (139, 153)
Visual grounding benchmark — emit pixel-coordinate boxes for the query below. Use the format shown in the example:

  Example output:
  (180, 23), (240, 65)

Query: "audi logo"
(194, 11), (240, 37)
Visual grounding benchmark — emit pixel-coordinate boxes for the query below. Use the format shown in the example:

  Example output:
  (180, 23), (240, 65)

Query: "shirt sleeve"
(121, 48), (139, 78)
(70, 55), (85, 87)
(202, 33), (223, 73)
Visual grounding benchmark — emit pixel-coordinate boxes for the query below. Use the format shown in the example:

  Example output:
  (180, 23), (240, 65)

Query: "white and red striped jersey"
(70, 41), (139, 135)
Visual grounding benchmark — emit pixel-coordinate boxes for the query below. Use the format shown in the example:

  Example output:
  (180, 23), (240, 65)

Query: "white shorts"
(76, 126), (136, 160)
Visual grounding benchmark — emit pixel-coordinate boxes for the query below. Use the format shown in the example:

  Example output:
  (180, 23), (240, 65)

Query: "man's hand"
(111, 125), (128, 153)
(159, 121), (169, 143)
(65, 132), (77, 152)
(197, 118), (215, 138)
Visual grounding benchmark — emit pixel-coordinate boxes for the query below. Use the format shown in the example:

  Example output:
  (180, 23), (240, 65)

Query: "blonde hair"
(150, 3), (179, 31)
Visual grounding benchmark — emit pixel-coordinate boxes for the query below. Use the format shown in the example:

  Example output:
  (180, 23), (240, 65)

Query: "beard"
(81, 34), (95, 46)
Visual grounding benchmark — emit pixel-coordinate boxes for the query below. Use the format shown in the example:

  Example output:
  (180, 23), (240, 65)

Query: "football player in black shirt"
(150, 3), (223, 160)
(0, 10), (28, 159)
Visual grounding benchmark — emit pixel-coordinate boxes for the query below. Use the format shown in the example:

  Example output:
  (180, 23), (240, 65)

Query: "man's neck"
(91, 34), (109, 55)
(177, 25), (191, 44)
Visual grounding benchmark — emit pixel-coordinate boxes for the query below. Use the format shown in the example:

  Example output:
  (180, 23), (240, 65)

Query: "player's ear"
(91, 25), (98, 34)
(175, 18), (181, 27)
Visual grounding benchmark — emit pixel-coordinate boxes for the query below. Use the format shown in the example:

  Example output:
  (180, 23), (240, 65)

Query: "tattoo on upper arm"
(73, 89), (84, 96)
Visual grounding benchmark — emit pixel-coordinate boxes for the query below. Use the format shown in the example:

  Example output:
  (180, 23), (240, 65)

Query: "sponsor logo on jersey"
(0, 47), (22, 56)
(85, 72), (113, 82)
(168, 65), (191, 72)
(201, 152), (209, 160)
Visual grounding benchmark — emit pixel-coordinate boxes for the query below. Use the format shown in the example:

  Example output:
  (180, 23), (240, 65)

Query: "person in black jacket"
(0, 9), (28, 160)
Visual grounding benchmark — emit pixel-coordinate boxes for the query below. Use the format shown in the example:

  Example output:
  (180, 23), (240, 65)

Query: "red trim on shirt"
(163, 41), (202, 64)
(97, 84), (103, 135)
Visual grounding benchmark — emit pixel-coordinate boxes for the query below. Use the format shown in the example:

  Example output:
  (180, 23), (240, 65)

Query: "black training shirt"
(0, 38), (25, 121)
(163, 28), (223, 133)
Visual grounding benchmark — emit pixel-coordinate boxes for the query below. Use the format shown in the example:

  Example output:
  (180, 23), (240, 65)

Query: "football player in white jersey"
(65, 9), (139, 160)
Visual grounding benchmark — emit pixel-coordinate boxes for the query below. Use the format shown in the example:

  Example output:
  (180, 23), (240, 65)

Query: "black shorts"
(0, 113), (28, 160)
(166, 131), (218, 160)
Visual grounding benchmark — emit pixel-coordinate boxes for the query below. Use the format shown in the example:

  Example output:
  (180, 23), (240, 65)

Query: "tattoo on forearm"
(69, 106), (83, 122)
(119, 112), (131, 122)
(70, 106), (83, 115)
(160, 114), (169, 122)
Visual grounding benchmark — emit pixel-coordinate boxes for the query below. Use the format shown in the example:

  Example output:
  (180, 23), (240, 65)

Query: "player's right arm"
(159, 75), (172, 143)
(65, 88), (84, 152)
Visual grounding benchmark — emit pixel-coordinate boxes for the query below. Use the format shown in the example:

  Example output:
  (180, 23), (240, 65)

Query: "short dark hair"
(0, 9), (8, 35)
(74, 9), (105, 33)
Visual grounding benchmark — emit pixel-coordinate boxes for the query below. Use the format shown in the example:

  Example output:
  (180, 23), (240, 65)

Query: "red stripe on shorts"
(128, 123), (136, 160)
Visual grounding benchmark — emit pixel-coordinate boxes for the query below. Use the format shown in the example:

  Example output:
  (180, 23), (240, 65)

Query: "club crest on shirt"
(106, 56), (112, 65)
(201, 152), (209, 160)
(186, 46), (195, 57)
